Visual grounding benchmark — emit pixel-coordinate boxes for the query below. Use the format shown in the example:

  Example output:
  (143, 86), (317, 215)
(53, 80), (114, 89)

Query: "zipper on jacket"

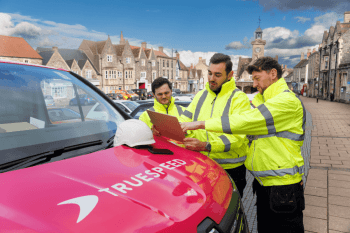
(251, 140), (263, 185)
(206, 96), (217, 156)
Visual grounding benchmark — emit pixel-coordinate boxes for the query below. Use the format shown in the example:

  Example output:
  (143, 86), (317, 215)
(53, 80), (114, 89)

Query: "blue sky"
(0, 0), (349, 69)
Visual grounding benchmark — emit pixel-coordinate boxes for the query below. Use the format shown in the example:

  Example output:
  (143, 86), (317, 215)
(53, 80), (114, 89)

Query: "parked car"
(0, 60), (248, 233)
(44, 95), (55, 107)
(172, 88), (181, 94)
(69, 94), (96, 106)
(126, 90), (140, 101)
(107, 93), (123, 100)
(146, 91), (154, 99)
(130, 101), (191, 120)
(132, 88), (148, 100)
(173, 94), (195, 101)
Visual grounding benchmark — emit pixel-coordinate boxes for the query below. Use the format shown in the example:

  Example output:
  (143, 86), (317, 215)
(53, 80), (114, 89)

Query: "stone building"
(174, 53), (189, 93)
(187, 65), (202, 93)
(293, 52), (309, 94)
(319, 11), (350, 102)
(37, 47), (100, 87)
(195, 57), (209, 89)
(0, 35), (42, 65)
(307, 49), (320, 97)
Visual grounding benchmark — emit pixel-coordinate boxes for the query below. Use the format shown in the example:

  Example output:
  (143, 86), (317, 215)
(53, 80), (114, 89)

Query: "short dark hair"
(247, 57), (283, 79)
(209, 53), (232, 76)
(152, 77), (172, 94)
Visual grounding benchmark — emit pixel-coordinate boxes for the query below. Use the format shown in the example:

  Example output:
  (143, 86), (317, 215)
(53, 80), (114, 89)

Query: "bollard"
(316, 98), (318, 103)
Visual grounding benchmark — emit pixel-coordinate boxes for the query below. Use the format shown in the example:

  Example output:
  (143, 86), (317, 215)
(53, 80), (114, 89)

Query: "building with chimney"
(194, 57), (209, 90)
(292, 52), (309, 94)
(307, 48), (320, 98)
(0, 35), (42, 65)
(319, 11), (350, 102)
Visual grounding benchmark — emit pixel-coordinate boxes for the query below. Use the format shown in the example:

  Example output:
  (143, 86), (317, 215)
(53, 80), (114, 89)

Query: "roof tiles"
(0, 35), (42, 59)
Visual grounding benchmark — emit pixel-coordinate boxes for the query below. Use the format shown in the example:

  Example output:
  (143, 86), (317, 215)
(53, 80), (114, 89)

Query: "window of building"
(176, 69), (179, 77)
(86, 70), (92, 79)
(153, 72), (156, 80)
(119, 86), (122, 90)
(105, 71), (108, 79)
(51, 86), (67, 98)
(107, 55), (113, 62)
(163, 70), (165, 76)
(126, 86), (129, 90)
(113, 71), (116, 79)
(167, 61), (169, 67)
(141, 72), (146, 78)
(171, 61), (173, 68)
(141, 59), (145, 66)
(129, 71), (132, 79)
(324, 56), (329, 69)
(167, 70), (169, 78)
(163, 60), (165, 67)
(126, 57), (131, 64)
(118, 71), (122, 78)
(125, 71), (128, 79)
(152, 61), (155, 66)
(109, 70), (112, 79)
(24, 60), (29, 63)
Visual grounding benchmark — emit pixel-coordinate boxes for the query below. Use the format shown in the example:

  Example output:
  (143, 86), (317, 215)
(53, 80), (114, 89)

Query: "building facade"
(0, 35), (42, 65)
(307, 49), (320, 97)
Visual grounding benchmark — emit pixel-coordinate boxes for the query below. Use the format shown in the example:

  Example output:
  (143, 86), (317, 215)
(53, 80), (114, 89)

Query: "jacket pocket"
(269, 185), (298, 213)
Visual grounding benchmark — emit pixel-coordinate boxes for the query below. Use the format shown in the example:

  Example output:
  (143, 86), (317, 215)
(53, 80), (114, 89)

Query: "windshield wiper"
(0, 140), (104, 173)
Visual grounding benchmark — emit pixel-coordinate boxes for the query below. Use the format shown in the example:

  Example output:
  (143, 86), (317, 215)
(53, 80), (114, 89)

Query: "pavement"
(241, 96), (350, 233)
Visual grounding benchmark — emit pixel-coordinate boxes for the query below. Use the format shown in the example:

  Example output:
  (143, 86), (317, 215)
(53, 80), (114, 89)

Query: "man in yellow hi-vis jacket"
(180, 53), (250, 197)
(181, 57), (305, 233)
(139, 77), (185, 134)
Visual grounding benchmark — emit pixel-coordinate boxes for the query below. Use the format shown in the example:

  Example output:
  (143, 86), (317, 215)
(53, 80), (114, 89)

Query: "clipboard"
(147, 110), (185, 142)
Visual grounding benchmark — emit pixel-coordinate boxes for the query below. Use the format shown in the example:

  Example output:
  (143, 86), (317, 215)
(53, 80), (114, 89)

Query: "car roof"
(0, 59), (69, 72)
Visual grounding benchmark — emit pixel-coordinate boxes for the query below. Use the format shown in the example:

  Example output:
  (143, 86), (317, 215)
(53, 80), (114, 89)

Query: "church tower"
(251, 18), (266, 60)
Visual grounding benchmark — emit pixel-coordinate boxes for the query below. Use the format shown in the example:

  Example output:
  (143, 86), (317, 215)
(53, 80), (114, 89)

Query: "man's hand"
(152, 125), (161, 136)
(183, 138), (207, 152)
(180, 121), (205, 133)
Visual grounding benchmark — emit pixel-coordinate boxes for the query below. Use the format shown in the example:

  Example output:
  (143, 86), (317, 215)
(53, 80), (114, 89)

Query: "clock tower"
(251, 26), (266, 60)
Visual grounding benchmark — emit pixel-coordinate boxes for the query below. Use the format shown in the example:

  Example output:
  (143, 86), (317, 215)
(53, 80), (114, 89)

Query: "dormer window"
(152, 61), (155, 66)
(141, 59), (145, 66)
(126, 57), (131, 64)
(107, 55), (113, 62)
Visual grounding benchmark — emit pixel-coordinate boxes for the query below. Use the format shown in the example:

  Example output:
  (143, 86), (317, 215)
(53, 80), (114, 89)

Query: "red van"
(0, 60), (248, 233)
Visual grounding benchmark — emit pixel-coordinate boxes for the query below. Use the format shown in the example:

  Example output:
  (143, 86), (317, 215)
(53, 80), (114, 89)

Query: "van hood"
(0, 137), (234, 233)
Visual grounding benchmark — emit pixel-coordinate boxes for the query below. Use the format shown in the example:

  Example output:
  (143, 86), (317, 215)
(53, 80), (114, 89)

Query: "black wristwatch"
(205, 142), (211, 152)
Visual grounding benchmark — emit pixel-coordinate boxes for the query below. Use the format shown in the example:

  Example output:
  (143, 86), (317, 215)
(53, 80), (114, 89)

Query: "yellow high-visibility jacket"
(139, 96), (185, 129)
(251, 93), (264, 108)
(205, 78), (305, 186)
(181, 79), (250, 170)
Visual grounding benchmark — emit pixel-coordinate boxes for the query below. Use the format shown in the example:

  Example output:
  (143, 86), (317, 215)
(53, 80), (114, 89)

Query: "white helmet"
(114, 119), (155, 147)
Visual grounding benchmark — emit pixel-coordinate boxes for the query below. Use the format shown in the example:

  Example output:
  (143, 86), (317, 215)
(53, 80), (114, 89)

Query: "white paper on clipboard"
(147, 110), (185, 142)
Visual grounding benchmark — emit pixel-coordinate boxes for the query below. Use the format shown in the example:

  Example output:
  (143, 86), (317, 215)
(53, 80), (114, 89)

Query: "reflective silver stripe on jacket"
(257, 104), (276, 134)
(220, 88), (241, 134)
(256, 90), (306, 141)
(219, 135), (231, 152)
(214, 156), (247, 164)
(193, 90), (208, 121)
(183, 110), (193, 119)
(250, 165), (304, 178)
(175, 104), (183, 116)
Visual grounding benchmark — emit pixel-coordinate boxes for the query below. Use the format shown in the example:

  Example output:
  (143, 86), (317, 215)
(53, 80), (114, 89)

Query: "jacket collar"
(205, 78), (237, 96)
(263, 78), (289, 101)
(154, 96), (176, 110)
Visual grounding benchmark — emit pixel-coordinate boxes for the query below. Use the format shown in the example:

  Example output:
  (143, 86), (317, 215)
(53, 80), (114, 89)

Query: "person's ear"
(227, 70), (233, 80)
(271, 68), (278, 81)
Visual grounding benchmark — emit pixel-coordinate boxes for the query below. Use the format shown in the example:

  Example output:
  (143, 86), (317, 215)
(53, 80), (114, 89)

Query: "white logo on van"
(58, 195), (98, 223)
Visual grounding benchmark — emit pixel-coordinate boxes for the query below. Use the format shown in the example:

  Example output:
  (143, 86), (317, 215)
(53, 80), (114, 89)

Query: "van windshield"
(0, 63), (126, 171)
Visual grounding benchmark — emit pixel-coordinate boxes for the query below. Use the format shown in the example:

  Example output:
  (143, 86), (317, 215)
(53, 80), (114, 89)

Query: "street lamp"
(171, 48), (177, 89)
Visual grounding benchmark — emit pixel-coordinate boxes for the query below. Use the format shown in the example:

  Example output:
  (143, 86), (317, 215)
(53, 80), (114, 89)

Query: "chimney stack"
(176, 52), (180, 60)
(285, 65), (287, 69)
(301, 52), (304, 61)
(307, 49), (311, 59)
(344, 11), (350, 23)
(199, 57), (202, 61)
(158, 46), (163, 53)
(52, 46), (58, 52)
(312, 48), (316, 53)
(141, 42), (147, 49)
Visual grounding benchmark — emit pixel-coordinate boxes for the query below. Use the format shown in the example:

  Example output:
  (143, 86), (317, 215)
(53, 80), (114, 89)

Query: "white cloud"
(295, 16), (311, 23)
(225, 36), (253, 51)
